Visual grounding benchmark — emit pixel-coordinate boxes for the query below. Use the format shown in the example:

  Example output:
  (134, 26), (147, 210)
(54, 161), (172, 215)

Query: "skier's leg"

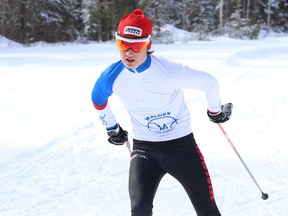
(163, 134), (221, 216)
(129, 154), (165, 216)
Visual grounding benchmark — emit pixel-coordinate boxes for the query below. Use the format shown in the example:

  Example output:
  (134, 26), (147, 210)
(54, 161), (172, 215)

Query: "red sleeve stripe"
(93, 101), (108, 110)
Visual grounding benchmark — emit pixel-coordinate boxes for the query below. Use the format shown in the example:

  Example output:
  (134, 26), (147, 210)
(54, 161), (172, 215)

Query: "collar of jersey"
(126, 55), (151, 73)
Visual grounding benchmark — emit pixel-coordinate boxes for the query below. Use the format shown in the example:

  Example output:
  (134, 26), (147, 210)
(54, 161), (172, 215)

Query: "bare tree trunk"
(0, 0), (9, 36)
(267, 0), (271, 27)
(219, 0), (223, 34)
(247, 0), (250, 19)
(134, 0), (138, 9)
(182, 0), (185, 30)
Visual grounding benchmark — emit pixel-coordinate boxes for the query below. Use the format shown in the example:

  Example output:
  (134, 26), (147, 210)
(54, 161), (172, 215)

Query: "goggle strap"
(115, 32), (151, 43)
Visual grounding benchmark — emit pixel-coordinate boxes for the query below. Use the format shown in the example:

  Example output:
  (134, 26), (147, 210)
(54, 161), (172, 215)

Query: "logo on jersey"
(99, 114), (107, 126)
(145, 112), (178, 134)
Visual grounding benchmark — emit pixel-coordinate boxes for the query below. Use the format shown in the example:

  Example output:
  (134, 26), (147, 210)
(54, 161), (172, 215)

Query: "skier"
(91, 8), (232, 216)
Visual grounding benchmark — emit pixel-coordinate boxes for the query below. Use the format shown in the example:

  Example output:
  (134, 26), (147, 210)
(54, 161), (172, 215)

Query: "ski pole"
(217, 123), (269, 200)
(126, 140), (132, 156)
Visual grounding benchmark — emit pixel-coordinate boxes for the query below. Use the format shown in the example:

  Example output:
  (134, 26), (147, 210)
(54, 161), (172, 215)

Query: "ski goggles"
(115, 32), (151, 52)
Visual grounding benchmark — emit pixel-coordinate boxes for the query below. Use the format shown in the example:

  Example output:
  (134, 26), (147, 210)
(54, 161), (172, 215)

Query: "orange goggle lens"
(116, 39), (149, 53)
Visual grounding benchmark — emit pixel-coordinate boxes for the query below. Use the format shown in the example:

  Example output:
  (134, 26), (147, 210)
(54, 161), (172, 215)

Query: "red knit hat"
(117, 9), (152, 48)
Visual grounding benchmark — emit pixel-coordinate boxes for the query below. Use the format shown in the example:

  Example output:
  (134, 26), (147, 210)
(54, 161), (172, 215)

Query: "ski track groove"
(0, 129), (102, 216)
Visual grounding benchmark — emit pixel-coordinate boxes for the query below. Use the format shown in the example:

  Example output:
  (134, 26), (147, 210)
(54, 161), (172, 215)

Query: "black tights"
(129, 133), (221, 216)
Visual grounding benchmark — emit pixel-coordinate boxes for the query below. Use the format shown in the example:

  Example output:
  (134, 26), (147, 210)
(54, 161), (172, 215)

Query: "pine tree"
(192, 0), (216, 40)
(228, 0), (245, 38)
(87, 0), (135, 41)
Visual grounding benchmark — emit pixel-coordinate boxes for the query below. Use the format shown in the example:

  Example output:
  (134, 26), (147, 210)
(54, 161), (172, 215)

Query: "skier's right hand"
(107, 123), (128, 145)
(207, 103), (233, 123)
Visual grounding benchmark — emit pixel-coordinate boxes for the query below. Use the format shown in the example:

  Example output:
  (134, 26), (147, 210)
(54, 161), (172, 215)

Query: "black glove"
(207, 103), (233, 123)
(107, 123), (128, 145)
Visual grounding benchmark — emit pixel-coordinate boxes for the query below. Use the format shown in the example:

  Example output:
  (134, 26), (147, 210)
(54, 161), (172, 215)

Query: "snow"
(0, 33), (288, 216)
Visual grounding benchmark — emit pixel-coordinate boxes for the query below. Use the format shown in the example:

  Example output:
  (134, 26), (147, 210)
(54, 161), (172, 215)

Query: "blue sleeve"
(91, 60), (125, 106)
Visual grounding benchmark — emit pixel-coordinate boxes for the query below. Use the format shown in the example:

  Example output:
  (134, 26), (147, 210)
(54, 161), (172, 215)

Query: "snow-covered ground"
(0, 34), (288, 216)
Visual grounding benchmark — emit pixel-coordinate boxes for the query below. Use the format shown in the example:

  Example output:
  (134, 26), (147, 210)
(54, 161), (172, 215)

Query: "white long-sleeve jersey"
(92, 55), (221, 141)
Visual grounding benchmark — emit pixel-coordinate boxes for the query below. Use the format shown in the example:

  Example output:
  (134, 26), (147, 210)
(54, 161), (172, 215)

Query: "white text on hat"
(124, 26), (142, 36)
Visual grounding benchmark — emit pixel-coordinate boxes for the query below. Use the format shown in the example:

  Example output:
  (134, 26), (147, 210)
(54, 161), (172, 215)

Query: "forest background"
(0, 0), (287, 45)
